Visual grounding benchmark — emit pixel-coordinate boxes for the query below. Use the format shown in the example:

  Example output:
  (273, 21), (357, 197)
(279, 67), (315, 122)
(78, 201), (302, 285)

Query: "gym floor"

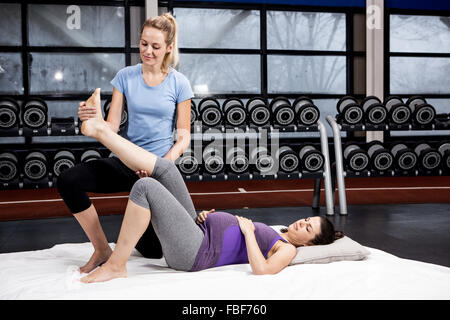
(1, 202), (449, 268)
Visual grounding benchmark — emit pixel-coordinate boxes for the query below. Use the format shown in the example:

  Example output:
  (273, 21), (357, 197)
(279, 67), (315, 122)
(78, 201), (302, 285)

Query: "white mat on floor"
(0, 242), (449, 300)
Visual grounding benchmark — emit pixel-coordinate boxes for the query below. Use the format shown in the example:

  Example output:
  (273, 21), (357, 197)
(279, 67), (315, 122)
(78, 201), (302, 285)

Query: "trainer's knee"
(56, 167), (78, 195)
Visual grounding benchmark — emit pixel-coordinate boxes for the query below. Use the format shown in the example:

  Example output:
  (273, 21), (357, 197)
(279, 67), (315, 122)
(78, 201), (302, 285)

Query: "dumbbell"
(246, 97), (271, 127)
(343, 144), (370, 172)
(298, 145), (324, 172)
(176, 149), (200, 175)
(275, 146), (300, 173)
(103, 99), (128, 128)
(202, 145), (224, 175)
(0, 151), (20, 182)
(190, 100), (198, 126)
(270, 97), (295, 126)
(406, 96), (436, 125)
(80, 149), (102, 163)
(414, 143), (442, 171)
(438, 142), (450, 172)
(336, 96), (364, 125)
(222, 98), (247, 127)
(198, 98), (223, 127)
(250, 145), (275, 174)
(52, 150), (76, 177)
(23, 150), (49, 181)
(293, 96), (320, 126)
(384, 96), (411, 125)
(22, 98), (48, 129)
(226, 146), (249, 174)
(367, 141), (394, 171)
(390, 143), (418, 171)
(361, 96), (387, 124)
(0, 98), (20, 129)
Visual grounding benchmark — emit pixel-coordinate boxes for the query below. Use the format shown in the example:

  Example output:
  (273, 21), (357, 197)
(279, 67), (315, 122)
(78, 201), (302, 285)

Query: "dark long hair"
(281, 216), (344, 245)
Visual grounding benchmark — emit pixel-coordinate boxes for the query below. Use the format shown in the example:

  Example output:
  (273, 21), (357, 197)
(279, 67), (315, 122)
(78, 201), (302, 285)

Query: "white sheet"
(0, 242), (449, 300)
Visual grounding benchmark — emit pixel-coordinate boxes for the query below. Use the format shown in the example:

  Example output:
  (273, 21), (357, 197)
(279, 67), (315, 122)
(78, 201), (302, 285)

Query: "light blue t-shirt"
(111, 64), (194, 157)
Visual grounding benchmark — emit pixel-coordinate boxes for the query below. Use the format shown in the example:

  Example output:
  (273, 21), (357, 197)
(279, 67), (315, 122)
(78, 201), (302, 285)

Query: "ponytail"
(140, 12), (179, 73)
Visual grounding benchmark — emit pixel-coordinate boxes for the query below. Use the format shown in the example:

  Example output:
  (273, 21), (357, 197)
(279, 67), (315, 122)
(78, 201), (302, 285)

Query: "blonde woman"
(57, 13), (193, 274)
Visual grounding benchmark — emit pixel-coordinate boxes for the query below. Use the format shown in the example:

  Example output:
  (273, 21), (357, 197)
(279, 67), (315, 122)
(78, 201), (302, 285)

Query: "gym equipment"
(361, 96), (387, 125)
(222, 98), (247, 127)
(52, 150), (76, 177)
(250, 145), (275, 174)
(246, 97), (271, 127)
(414, 142), (442, 171)
(198, 98), (222, 127)
(190, 100), (198, 126)
(293, 96), (320, 126)
(226, 146), (249, 174)
(367, 141), (394, 171)
(390, 143), (418, 171)
(298, 145), (324, 172)
(270, 97), (295, 126)
(22, 98), (48, 129)
(438, 142), (450, 171)
(103, 99), (128, 129)
(23, 150), (49, 181)
(343, 143), (369, 172)
(202, 145), (224, 175)
(336, 96), (364, 125)
(406, 96), (436, 125)
(275, 146), (300, 173)
(0, 151), (20, 182)
(0, 98), (20, 129)
(176, 149), (200, 175)
(80, 149), (102, 163)
(384, 96), (411, 125)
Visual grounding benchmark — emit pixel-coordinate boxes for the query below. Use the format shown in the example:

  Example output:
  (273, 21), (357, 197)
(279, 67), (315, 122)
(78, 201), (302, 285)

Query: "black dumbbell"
(246, 97), (271, 127)
(190, 100), (198, 126)
(250, 145), (275, 174)
(198, 98), (223, 127)
(343, 143), (369, 172)
(293, 96), (320, 126)
(361, 96), (387, 125)
(438, 142), (450, 172)
(223, 98), (247, 127)
(0, 98), (20, 129)
(103, 98), (128, 129)
(52, 149), (76, 177)
(298, 145), (324, 172)
(226, 146), (249, 174)
(23, 150), (49, 181)
(367, 141), (394, 171)
(0, 151), (20, 182)
(390, 143), (418, 171)
(270, 97), (295, 126)
(384, 96), (412, 125)
(275, 146), (300, 173)
(176, 149), (200, 175)
(406, 96), (436, 125)
(22, 98), (48, 129)
(336, 96), (364, 125)
(80, 149), (102, 163)
(203, 145), (224, 175)
(414, 142), (442, 171)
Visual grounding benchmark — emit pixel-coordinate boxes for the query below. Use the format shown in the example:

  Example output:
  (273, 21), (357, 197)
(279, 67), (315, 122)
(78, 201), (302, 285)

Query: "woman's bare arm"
(164, 99), (191, 161)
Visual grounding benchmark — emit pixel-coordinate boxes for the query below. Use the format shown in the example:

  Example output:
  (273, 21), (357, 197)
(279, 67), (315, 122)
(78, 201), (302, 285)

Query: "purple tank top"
(190, 212), (287, 271)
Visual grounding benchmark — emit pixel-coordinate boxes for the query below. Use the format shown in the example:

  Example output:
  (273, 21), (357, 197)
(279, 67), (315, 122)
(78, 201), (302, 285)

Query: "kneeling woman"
(79, 91), (342, 283)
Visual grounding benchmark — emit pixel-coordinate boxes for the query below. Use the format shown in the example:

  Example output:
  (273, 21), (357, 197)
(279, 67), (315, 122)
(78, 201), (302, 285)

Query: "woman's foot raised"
(81, 88), (107, 138)
(79, 247), (113, 274)
(80, 261), (127, 284)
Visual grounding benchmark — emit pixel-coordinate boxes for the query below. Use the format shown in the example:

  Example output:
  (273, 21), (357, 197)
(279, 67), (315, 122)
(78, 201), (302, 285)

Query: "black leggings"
(56, 156), (163, 258)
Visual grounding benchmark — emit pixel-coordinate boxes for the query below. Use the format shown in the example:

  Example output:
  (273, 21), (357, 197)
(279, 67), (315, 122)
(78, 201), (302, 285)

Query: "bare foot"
(80, 262), (127, 283)
(81, 88), (106, 137)
(79, 248), (113, 274)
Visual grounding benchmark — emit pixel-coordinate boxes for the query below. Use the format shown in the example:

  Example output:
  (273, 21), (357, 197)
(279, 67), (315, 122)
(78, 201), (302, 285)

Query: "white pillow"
(271, 225), (370, 265)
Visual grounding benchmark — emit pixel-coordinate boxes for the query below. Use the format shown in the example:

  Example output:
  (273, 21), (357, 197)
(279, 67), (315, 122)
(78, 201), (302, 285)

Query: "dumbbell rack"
(326, 114), (450, 215)
(185, 120), (334, 215)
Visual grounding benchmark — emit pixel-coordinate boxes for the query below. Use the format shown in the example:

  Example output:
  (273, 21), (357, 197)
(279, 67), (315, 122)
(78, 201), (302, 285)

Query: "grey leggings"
(129, 157), (204, 271)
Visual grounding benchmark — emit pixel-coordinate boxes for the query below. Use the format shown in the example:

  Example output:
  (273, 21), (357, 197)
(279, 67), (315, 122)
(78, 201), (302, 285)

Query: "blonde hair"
(140, 13), (179, 74)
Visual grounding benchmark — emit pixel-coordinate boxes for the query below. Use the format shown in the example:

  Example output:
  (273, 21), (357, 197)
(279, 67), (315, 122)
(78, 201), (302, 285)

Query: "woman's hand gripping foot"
(80, 88), (107, 138)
